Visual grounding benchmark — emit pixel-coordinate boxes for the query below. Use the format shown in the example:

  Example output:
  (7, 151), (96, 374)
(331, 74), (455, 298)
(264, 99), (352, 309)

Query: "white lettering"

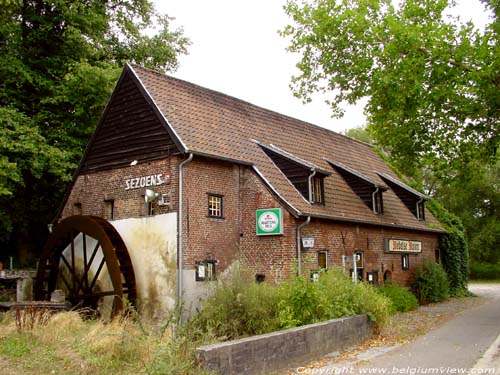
(123, 174), (167, 190)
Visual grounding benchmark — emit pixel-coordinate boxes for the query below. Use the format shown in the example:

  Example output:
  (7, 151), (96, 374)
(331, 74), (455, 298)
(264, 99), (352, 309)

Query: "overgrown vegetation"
(376, 283), (418, 313)
(190, 268), (391, 340)
(412, 260), (450, 304)
(427, 200), (469, 296)
(0, 308), (211, 375)
(469, 262), (500, 280)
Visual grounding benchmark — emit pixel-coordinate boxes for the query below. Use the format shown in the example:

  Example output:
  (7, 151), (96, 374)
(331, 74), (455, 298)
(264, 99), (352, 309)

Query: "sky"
(153, 0), (492, 134)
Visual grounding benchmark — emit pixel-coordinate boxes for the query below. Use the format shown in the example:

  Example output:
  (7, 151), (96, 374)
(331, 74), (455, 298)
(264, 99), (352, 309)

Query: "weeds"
(190, 267), (391, 340)
(14, 305), (51, 332)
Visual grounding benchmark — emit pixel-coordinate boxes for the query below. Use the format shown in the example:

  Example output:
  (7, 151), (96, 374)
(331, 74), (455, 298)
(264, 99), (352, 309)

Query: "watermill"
(34, 215), (137, 317)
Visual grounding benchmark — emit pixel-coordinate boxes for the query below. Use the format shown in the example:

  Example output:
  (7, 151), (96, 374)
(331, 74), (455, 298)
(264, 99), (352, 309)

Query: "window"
(402, 254), (410, 270)
(416, 201), (425, 221)
(350, 251), (364, 281)
(208, 194), (223, 218)
(195, 260), (217, 281)
(311, 177), (325, 205)
(318, 251), (328, 269)
(105, 200), (114, 220)
(373, 190), (384, 214)
(147, 201), (155, 216)
(74, 202), (82, 215)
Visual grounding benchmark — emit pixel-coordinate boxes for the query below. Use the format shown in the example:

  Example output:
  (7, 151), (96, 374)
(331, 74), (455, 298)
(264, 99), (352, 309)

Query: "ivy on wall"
(427, 200), (469, 296)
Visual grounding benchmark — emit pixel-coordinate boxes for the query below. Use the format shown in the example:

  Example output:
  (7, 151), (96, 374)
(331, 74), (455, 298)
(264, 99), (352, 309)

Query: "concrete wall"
(197, 314), (372, 375)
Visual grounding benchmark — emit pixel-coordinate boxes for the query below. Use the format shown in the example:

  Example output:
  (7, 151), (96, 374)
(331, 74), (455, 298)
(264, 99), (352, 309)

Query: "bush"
(412, 260), (450, 304)
(377, 283), (418, 313)
(189, 269), (282, 340)
(469, 262), (500, 280)
(191, 268), (391, 339)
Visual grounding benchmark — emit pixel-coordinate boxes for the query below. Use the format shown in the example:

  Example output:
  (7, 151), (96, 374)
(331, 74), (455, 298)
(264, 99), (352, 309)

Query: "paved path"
(297, 284), (500, 374)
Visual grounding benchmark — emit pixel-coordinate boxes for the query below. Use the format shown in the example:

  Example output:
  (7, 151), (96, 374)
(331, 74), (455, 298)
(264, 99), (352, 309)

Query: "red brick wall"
(61, 154), (440, 287)
(299, 220), (439, 286)
(61, 157), (180, 220)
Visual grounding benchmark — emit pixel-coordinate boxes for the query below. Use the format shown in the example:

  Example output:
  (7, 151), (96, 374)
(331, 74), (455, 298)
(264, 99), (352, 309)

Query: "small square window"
(402, 254), (410, 270)
(208, 194), (223, 218)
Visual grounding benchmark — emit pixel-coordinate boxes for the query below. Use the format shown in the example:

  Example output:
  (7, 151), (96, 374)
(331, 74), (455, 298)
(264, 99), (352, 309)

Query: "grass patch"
(0, 309), (213, 375)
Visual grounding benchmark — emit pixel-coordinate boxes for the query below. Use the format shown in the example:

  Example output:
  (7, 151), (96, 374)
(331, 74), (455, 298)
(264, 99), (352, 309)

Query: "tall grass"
(0, 308), (212, 375)
(190, 268), (391, 340)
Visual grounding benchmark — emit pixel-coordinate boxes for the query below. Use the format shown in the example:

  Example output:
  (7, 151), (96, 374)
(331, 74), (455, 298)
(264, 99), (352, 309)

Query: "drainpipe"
(177, 153), (193, 312)
(296, 216), (311, 276)
(416, 197), (424, 220)
(372, 187), (380, 213)
(308, 170), (317, 203)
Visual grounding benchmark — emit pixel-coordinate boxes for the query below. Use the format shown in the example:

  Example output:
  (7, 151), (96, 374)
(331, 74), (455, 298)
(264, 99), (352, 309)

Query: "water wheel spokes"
(35, 215), (136, 317)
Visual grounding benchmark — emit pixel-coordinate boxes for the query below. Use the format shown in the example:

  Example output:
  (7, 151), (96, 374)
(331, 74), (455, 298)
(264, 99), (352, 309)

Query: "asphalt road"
(308, 284), (500, 375)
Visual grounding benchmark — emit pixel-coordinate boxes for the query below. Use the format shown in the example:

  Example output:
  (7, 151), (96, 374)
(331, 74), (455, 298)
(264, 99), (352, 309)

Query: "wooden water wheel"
(34, 215), (136, 317)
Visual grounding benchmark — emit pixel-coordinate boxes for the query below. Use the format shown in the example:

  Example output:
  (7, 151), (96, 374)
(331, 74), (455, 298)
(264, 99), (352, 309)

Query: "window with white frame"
(208, 194), (223, 218)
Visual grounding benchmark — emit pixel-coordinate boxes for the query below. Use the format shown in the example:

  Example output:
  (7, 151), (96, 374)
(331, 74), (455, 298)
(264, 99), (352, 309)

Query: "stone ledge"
(197, 314), (373, 375)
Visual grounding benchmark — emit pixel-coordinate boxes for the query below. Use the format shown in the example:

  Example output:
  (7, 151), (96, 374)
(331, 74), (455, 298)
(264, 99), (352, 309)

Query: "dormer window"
(328, 160), (387, 215)
(416, 200), (425, 221)
(373, 190), (384, 214)
(311, 176), (325, 205)
(257, 142), (331, 204)
(377, 172), (428, 221)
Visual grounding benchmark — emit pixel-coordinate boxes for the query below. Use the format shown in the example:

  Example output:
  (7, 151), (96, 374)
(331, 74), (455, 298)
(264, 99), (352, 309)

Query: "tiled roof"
(129, 64), (443, 233)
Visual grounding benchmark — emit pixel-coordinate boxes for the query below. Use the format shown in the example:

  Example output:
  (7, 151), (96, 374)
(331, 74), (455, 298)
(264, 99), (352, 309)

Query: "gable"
(80, 69), (181, 173)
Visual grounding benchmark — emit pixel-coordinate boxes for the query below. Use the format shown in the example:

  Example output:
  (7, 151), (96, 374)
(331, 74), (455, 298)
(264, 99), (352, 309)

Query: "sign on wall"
(124, 174), (169, 190)
(256, 208), (283, 236)
(301, 237), (315, 248)
(385, 238), (422, 253)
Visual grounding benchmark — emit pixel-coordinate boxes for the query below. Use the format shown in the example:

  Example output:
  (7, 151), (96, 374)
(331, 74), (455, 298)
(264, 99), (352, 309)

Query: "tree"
(0, 0), (189, 265)
(282, 0), (499, 177)
(283, 0), (500, 270)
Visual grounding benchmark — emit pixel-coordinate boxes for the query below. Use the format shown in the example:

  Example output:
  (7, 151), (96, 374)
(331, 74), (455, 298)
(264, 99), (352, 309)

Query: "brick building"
(53, 64), (443, 316)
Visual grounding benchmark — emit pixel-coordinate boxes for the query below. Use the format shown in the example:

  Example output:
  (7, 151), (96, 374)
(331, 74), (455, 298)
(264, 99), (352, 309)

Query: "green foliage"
(282, 0), (498, 176)
(345, 126), (374, 144)
(435, 155), (500, 266)
(191, 268), (391, 340)
(427, 200), (469, 296)
(189, 270), (283, 340)
(412, 259), (450, 304)
(377, 283), (418, 313)
(469, 262), (500, 280)
(0, 0), (189, 262)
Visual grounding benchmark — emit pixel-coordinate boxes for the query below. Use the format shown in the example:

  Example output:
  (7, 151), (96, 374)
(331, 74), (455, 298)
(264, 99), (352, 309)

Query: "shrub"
(412, 260), (450, 304)
(427, 200), (469, 296)
(469, 262), (500, 280)
(190, 269), (282, 340)
(191, 268), (391, 339)
(377, 283), (418, 313)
